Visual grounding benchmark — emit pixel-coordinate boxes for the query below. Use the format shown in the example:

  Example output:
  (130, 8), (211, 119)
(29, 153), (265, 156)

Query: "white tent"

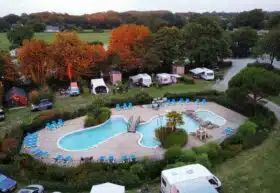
(90, 78), (109, 95)
(129, 73), (152, 87)
(90, 183), (125, 193)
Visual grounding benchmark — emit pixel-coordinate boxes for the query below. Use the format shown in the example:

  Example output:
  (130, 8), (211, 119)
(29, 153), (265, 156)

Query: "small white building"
(129, 73), (152, 87)
(156, 73), (181, 85)
(45, 25), (60, 32)
(190, 68), (215, 80)
(91, 78), (109, 95)
(90, 182), (125, 193)
(160, 164), (221, 193)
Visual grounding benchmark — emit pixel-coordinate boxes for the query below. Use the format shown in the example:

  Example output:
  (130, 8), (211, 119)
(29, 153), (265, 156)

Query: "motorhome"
(67, 82), (80, 96)
(160, 164), (221, 193)
(91, 78), (109, 95)
(129, 74), (152, 87)
(156, 73), (181, 85)
(190, 68), (215, 80)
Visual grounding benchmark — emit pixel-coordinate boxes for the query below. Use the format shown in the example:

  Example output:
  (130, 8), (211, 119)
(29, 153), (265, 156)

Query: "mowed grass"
(0, 30), (111, 51)
(0, 82), (211, 138)
(127, 125), (280, 193)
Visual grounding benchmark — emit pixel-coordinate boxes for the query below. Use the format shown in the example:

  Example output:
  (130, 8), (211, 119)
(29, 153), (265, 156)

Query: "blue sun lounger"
(122, 155), (129, 162)
(167, 99), (172, 105)
(99, 156), (106, 162)
(179, 98), (184, 105)
(186, 98), (190, 104)
(38, 151), (49, 158)
(108, 155), (115, 163)
(116, 104), (121, 111)
(195, 99), (200, 105)
(54, 154), (63, 162)
(64, 156), (73, 163)
(130, 154), (136, 162)
(123, 103), (128, 110)
(224, 127), (234, 135)
(171, 99), (176, 105)
(31, 149), (42, 155)
(58, 119), (65, 127)
(128, 103), (133, 109)
(202, 98), (207, 105)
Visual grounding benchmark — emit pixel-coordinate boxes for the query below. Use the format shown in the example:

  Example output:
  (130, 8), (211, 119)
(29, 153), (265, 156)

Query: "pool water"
(195, 110), (226, 126)
(137, 115), (199, 148)
(58, 117), (127, 151)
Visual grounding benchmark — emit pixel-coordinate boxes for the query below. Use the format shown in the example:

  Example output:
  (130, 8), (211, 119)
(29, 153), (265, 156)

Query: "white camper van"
(129, 74), (152, 87)
(190, 68), (215, 80)
(156, 73), (181, 85)
(91, 78), (109, 95)
(160, 164), (221, 193)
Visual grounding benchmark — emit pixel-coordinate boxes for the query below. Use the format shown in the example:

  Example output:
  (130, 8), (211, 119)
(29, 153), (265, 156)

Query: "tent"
(5, 87), (27, 107)
(91, 78), (109, 95)
(129, 73), (152, 87)
(90, 183), (125, 193)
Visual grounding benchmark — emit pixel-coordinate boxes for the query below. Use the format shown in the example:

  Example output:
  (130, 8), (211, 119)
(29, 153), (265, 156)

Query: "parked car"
(17, 185), (44, 193)
(0, 109), (5, 121)
(31, 99), (53, 111)
(0, 173), (17, 193)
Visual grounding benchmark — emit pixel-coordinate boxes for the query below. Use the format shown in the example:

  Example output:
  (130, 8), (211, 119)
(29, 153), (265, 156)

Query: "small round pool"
(195, 110), (226, 126)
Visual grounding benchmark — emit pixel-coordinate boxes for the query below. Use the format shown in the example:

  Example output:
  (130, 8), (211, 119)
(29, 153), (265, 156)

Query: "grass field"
(127, 124), (280, 193)
(0, 82), (211, 138)
(0, 30), (111, 51)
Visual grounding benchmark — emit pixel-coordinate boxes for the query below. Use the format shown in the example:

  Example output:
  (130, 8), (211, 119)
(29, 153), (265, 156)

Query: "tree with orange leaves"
(18, 39), (49, 85)
(108, 24), (151, 71)
(50, 32), (94, 80)
(0, 53), (18, 81)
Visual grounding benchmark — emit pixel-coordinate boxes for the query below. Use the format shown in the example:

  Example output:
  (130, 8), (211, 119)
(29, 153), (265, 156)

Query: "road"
(212, 58), (255, 91)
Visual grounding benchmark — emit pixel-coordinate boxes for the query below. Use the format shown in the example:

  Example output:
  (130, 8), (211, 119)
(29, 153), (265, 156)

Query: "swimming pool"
(137, 115), (199, 148)
(195, 110), (226, 126)
(58, 114), (201, 150)
(58, 117), (128, 151)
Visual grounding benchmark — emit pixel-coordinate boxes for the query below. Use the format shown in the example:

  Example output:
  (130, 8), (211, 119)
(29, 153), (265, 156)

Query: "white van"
(156, 73), (181, 85)
(129, 74), (152, 87)
(160, 164), (221, 193)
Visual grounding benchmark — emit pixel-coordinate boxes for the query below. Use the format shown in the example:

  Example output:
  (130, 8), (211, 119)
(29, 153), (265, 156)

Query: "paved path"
(213, 58), (255, 91)
(264, 100), (280, 121)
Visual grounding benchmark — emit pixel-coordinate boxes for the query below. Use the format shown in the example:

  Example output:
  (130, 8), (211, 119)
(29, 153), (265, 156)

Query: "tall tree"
(108, 24), (151, 71)
(234, 9), (265, 29)
(254, 28), (280, 65)
(7, 26), (34, 48)
(182, 16), (231, 67)
(0, 53), (18, 81)
(50, 32), (96, 80)
(153, 27), (184, 71)
(0, 18), (10, 32)
(268, 14), (280, 29)
(231, 28), (258, 57)
(18, 39), (49, 84)
(228, 67), (280, 110)
(3, 14), (20, 25)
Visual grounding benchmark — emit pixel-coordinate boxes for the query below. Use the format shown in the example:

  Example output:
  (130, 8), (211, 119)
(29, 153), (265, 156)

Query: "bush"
(155, 127), (173, 145)
(180, 149), (197, 162)
(164, 162), (186, 169)
(195, 153), (211, 169)
(218, 61), (233, 68)
(31, 90), (55, 105)
(163, 130), (188, 149)
(164, 146), (182, 164)
(164, 90), (221, 101)
(84, 107), (111, 127)
(28, 90), (39, 104)
(84, 115), (96, 128)
(181, 76), (195, 84)
(134, 91), (152, 104)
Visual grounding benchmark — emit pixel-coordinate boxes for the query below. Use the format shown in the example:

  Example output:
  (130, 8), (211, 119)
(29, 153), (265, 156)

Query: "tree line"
(1, 9), (280, 33)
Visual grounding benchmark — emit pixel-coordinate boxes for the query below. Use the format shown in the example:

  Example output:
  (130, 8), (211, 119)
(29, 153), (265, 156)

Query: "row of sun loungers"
(45, 119), (65, 130)
(54, 154), (73, 163)
(167, 98), (207, 105)
(30, 148), (49, 158)
(24, 133), (39, 148)
(116, 103), (133, 111)
(99, 154), (136, 163)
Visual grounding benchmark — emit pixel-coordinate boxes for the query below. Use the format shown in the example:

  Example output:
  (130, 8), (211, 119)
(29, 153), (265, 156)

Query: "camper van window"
(207, 73), (214, 76)
(209, 178), (218, 185)
(162, 178), (166, 187)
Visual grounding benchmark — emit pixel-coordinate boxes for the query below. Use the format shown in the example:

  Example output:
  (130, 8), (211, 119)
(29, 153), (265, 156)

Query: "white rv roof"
(190, 68), (213, 74)
(91, 78), (107, 88)
(157, 73), (181, 78)
(161, 164), (213, 185)
(130, 73), (151, 81)
(90, 182), (125, 193)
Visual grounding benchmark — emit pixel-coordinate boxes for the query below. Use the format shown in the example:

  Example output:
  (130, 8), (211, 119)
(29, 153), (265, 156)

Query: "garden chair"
(64, 156), (73, 163)
(130, 154), (136, 162)
(99, 156), (106, 162)
(122, 155), (129, 163)
(54, 154), (63, 162)
(195, 99), (200, 105)
(185, 98), (190, 104)
(179, 98), (184, 105)
(202, 98), (207, 105)
(108, 155), (115, 163)
(123, 103), (128, 110)
(116, 104), (121, 111)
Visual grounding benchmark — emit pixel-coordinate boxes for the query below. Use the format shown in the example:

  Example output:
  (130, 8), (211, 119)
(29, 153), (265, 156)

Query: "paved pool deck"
(22, 102), (247, 165)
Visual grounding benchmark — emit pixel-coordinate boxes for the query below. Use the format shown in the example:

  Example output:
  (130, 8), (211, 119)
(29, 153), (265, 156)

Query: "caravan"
(129, 74), (152, 87)
(91, 78), (109, 95)
(156, 73), (181, 85)
(160, 164), (221, 193)
(190, 68), (215, 80)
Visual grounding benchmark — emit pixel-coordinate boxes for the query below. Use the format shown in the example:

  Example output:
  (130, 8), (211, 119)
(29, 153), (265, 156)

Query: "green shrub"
(218, 61), (233, 68)
(84, 115), (96, 128)
(84, 107), (111, 127)
(164, 162), (186, 169)
(180, 149), (197, 162)
(195, 153), (211, 169)
(155, 127), (173, 145)
(33, 90), (55, 104)
(134, 91), (152, 104)
(82, 86), (90, 97)
(164, 90), (221, 100)
(163, 129), (188, 148)
(164, 146), (182, 164)
(181, 76), (195, 84)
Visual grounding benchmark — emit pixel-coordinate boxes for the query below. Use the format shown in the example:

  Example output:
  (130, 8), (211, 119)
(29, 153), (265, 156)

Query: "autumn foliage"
(108, 24), (151, 71)
(18, 39), (49, 84)
(0, 53), (18, 81)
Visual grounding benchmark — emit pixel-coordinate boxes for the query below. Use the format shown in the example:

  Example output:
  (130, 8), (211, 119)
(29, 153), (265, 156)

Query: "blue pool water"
(58, 117), (128, 151)
(195, 110), (226, 126)
(58, 114), (205, 150)
(137, 115), (199, 148)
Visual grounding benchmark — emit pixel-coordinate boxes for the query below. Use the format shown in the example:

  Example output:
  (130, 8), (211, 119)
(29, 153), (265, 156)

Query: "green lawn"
(0, 82), (211, 138)
(127, 124), (280, 193)
(268, 95), (280, 105)
(0, 30), (111, 51)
